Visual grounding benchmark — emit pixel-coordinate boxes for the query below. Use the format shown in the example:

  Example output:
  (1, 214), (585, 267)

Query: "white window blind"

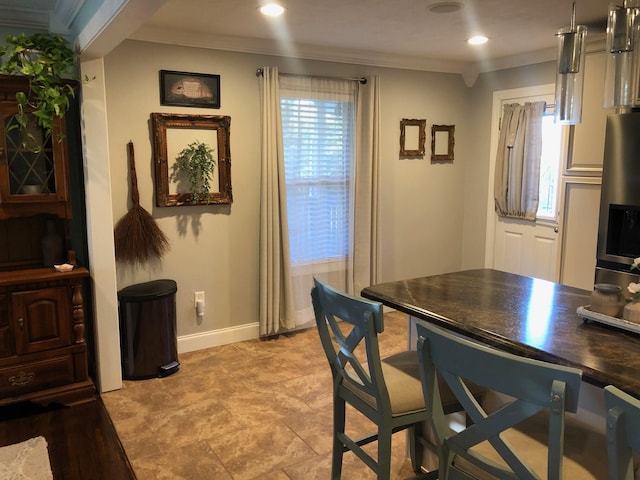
(280, 78), (356, 265)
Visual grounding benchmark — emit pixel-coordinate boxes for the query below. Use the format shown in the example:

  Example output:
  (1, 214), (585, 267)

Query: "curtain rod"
(255, 68), (367, 85)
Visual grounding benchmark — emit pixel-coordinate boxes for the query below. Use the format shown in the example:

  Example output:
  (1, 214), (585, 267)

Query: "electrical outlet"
(194, 291), (205, 307)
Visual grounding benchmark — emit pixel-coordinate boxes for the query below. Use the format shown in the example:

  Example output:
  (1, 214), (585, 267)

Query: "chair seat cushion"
(452, 410), (609, 479)
(345, 350), (486, 417)
(380, 350), (428, 415)
(382, 351), (486, 415)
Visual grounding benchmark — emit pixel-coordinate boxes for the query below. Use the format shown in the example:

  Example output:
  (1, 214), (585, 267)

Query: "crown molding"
(52, 0), (85, 32)
(0, 6), (48, 30)
(130, 25), (471, 75)
(78, 0), (164, 59)
(129, 26), (608, 86)
(475, 35), (606, 73)
(0, 0), (84, 35)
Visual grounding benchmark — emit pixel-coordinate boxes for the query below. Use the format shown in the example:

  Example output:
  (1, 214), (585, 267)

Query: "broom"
(114, 141), (170, 265)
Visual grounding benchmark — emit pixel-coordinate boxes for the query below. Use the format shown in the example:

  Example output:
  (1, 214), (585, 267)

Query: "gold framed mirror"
(431, 124), (455, 161)
(151, 113), (232, 207)
(399, 118), (426, 157)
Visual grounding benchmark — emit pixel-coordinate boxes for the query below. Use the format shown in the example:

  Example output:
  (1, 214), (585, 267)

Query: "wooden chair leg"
(377, 425), (392, 480)
(408, 425), (423, 474)
(332, 397), (346, 479)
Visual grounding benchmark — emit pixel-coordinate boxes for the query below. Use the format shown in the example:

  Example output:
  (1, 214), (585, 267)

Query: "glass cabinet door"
(0, 108), (67, 204)
(7, 114), (56, 195)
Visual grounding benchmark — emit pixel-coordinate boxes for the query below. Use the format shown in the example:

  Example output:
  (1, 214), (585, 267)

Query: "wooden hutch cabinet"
(0, 75), (94, 406)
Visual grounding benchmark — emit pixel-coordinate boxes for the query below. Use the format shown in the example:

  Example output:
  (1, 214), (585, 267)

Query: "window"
(536, 113), (563, 220)
(280, 83), (356, 265)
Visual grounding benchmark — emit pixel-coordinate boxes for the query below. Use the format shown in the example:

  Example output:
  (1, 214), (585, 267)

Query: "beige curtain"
(258, 66), (295, 336)
(494, 101), (545, 220)
(349, 76), (380, 295)
(258, 69), (380, 336)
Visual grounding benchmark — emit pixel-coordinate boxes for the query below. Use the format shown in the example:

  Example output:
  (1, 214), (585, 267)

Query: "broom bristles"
(114, 205), (170, 265)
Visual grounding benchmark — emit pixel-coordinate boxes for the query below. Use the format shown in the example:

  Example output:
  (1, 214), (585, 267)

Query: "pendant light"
(555, 1), (587, 124)
(603, 0), (640, 109)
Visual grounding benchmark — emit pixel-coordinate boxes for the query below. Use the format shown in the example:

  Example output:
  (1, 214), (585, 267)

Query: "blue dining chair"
(605, 385), (640, 480)
(415, 319), (608, 479)
(311, 277), (436, 479)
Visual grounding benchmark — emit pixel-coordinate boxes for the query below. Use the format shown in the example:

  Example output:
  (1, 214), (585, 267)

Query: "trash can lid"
(118, 279), (177, 301)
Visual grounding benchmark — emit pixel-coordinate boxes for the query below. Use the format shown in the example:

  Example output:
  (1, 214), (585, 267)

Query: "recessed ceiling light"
(428, 2), (464, 14)
(468, 35), (489, 46)
(260, 3), (285, 17)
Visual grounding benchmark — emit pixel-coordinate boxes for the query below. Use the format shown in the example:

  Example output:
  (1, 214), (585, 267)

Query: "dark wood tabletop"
(361, 269), (640, 398)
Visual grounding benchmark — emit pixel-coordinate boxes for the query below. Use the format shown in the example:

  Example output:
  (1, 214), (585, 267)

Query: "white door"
(492, 216), (559, 281)
(486, 85), (563, 282)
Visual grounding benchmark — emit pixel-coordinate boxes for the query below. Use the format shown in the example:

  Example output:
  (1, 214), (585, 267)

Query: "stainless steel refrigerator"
(595, 112), (640, 296)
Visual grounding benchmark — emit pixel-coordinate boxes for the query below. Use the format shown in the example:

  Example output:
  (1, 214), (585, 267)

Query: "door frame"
(484, 84), (558, 269)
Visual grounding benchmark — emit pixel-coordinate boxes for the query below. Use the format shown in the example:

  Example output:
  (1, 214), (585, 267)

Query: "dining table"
(361, 268), (640, 400)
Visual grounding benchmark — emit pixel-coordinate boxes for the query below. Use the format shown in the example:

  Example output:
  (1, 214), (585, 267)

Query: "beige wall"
(462, 62), (557, 269)
(102, 39), (474, 347)
(375, 67), (471, 280)
(462, 48), (608, 287)
(105, 42), (263, 340)
(93, 39), (608, 391)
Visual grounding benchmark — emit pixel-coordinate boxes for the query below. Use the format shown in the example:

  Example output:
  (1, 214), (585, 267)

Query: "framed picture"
(159, 70), (220, 108)
(431, 124), (455, 161)
(151, 113), (232, 206)
(399, 118), (426, 157)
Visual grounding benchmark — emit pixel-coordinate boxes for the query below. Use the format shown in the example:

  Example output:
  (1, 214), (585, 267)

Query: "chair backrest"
(604, 385), (640, 480)
(311, 276), (392, 415)
(415, 319), (583, 480)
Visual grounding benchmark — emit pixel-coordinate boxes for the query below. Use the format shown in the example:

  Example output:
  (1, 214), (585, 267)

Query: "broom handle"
(128, 141), (140, 206)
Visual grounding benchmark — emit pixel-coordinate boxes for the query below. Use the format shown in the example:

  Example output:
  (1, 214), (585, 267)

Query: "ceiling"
(0, 0), (611, 78)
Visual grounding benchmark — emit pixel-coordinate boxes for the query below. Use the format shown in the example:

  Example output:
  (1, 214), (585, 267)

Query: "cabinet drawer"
(0, 354), (74, 397)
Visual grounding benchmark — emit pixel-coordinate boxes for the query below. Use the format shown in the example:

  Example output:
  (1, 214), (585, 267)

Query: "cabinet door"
(12, 287), (71, 354)
(0, 105), (68, 204)
(0, 294), (14, 358)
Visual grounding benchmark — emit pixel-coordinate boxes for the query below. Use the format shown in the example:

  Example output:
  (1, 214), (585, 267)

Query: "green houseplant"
(172, 140), (216, 203)
(0, 33), (75, 146)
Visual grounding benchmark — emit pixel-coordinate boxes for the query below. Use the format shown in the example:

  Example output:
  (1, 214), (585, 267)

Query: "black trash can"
(118, 279), (179, 380)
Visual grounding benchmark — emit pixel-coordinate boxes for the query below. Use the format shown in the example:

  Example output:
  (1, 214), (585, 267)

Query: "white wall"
(79, 57), (122, 393)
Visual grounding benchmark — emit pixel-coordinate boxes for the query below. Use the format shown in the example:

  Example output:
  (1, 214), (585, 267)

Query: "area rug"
(0, 436), (53, 479)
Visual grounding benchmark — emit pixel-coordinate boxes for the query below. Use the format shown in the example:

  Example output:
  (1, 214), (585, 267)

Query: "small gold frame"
(431, 124), (455, 161)
(399, 119), (426, 157)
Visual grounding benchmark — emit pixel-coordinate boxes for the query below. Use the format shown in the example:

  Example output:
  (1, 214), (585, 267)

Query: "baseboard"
(177, 322), (260, 354)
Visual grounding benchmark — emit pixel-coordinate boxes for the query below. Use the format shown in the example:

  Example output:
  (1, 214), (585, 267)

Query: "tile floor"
(102, 310), (419, 479)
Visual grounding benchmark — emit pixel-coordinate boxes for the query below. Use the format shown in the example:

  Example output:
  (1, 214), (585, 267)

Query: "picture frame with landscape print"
(160, 70), (220, 108)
